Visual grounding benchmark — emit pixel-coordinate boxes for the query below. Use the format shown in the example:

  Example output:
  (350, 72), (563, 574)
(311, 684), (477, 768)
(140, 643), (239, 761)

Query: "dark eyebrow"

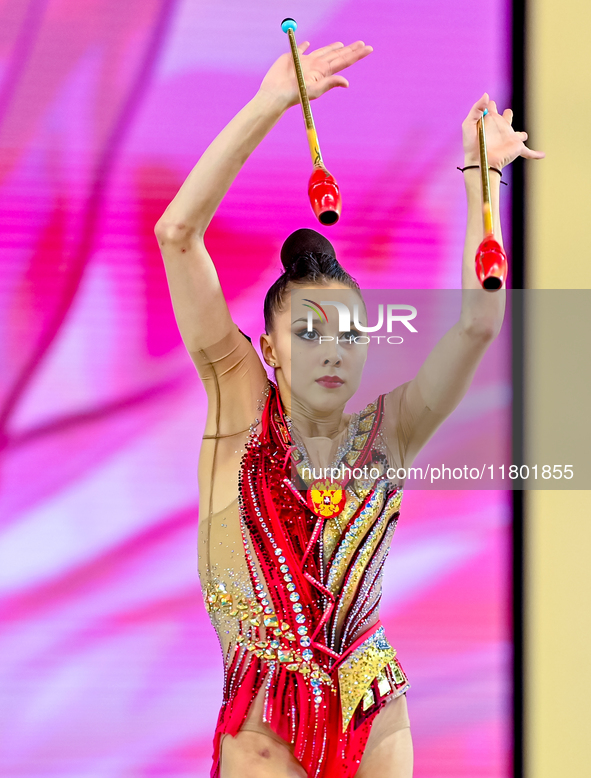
(292, 317), (321, 325)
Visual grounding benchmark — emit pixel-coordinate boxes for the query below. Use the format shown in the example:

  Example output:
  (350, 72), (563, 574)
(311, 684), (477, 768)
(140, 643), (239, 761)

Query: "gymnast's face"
(261, 284), (369, 418)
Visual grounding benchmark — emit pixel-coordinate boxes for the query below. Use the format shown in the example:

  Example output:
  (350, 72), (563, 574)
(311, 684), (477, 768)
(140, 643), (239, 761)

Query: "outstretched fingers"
(521, 145), (546, 159)
(307, 41), (344, 58)
(514, 129), (545, 159)
(462, 94), (545, 162)
(324, 41), (373, 73)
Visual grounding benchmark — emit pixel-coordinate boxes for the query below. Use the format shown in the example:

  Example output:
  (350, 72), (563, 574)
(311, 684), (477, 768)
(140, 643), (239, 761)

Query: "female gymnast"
(155, 37), (543, 778)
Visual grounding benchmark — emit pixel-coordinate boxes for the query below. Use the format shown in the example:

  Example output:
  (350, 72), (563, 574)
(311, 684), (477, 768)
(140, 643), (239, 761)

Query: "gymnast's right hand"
(258, 40), (373, 109)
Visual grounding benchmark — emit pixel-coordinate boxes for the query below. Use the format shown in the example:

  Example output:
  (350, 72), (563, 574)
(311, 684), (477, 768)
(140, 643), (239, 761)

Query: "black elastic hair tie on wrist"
(457, 165), (509, 185)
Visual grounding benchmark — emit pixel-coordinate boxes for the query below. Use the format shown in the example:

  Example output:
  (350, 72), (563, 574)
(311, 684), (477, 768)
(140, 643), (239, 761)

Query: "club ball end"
(482, 276), (502, 291)
(281, 18), (297, 33)
(319, 211), (339, 226)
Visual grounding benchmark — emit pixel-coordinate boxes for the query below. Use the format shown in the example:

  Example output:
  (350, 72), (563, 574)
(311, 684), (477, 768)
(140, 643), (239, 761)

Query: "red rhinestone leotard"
(194, 326), (414, 778)
(206, 381), (409, 777)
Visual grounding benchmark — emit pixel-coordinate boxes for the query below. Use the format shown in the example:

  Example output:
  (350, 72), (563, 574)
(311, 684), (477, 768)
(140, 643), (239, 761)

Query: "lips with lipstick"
(315, 375), (344, 389)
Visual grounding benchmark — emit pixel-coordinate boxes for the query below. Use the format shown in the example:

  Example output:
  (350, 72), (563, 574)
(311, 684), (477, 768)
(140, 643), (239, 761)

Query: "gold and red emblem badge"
(307, 479), (346, 519)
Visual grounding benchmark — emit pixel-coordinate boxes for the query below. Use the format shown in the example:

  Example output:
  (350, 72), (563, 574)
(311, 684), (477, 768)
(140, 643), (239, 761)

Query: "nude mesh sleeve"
(191, 324), (268, 518)
(190, 325), (268, 439)
(383, 379), (448, 471)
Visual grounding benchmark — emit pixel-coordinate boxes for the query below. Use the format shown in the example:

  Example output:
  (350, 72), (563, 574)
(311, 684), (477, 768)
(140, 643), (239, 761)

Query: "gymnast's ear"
(260, 333), (278, 369)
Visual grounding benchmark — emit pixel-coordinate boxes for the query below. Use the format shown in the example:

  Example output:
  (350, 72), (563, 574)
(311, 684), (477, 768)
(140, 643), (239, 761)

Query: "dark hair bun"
(264, 229), (357, 333)
(280, 228), (336, 270)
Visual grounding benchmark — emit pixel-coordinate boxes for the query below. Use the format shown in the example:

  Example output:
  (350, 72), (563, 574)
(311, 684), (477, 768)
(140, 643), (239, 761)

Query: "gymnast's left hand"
(258, 41), (373, 109)
(462, 92), (545, 169)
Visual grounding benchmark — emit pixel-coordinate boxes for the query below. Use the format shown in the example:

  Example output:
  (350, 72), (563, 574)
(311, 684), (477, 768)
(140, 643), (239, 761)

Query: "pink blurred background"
(0, 0), (512, 775)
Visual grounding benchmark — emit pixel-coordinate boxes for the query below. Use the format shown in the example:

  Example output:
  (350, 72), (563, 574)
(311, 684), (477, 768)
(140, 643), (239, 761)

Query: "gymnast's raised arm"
(154, 40), (373, 355)
(384, 93), (545, 467)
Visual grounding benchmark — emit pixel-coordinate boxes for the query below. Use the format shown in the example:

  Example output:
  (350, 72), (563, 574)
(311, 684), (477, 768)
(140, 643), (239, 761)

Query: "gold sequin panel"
(339, 516), (400, 648)
(331, 489), (402, 646)
(322, 490), (361, 566)
(327, 485), (402, 596)
(326, 483), (390, 594)
(204, 580), (334, 691)
(338, 625), (401, 730)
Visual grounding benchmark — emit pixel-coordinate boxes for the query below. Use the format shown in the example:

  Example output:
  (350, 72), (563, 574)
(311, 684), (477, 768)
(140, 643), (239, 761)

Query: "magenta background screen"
(0, 1), (512, 776)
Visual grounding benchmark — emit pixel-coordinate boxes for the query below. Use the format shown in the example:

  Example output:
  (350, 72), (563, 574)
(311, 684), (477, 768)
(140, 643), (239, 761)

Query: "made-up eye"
(297, 328), (319, 341)
(340, 330), (362, 342)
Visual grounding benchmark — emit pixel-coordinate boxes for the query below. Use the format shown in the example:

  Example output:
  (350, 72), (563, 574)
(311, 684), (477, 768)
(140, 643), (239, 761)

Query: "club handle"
(286, 27), (324, 168)
(478, 113), (494, 236)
